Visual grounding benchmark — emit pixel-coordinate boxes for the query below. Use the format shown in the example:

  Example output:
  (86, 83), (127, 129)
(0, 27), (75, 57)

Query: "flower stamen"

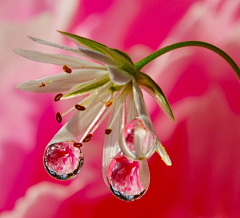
(73, 142), (83, 147)
(54, 93), (63, 101)
(75, 104), (86, 111)
(63, 65), (72, 73)
(61, 92), (98, 117)
(89, 85), (129, 135)
(56, 112), (62, 123)
(83, 134), (93, 143)
(105, 129), (112, 134)
(105, 100), (113, 107)
(79, 92), (111, 142)
(39, 82), (45, 87)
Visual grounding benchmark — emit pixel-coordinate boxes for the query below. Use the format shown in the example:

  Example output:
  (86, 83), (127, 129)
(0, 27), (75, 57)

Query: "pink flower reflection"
(108, 153), (144, 198)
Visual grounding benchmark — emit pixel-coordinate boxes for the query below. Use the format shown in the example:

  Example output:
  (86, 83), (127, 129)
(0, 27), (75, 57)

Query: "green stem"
(134, 41), (240, 81)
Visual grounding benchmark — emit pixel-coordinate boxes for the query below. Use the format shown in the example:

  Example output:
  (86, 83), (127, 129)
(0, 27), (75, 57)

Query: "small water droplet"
(43, 141), (83, 180)
(120, 118), (156, 160)
(107, 152), (150, 201)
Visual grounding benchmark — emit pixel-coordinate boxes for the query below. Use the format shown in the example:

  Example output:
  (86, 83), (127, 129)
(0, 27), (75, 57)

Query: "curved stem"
(134, 41), (240, 81)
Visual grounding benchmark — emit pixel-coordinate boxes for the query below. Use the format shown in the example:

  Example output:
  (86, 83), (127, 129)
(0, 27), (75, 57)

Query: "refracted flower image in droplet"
(44, 141), (84, 180)
(107, 152), (150, 201)
(120, 118), (156, 160)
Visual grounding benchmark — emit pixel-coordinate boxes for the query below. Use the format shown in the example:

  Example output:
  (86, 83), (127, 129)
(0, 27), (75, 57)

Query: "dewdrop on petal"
(120, 118), (156, 160)
(44, 141), (84, 180)
(107, 152), (150, 201)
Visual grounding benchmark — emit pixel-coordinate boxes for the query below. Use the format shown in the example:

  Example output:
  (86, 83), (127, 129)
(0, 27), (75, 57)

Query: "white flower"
(15, 31), (173, 201)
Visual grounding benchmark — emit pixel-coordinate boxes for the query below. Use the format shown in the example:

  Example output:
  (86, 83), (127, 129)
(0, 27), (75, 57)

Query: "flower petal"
(47, 123), (76, 145)
(16, 69), (108, 93)
(136, 72), (175, 121)
(77, 47), (118, 67)
(62, 75), (111, 99)
(132, 79), (171, 163)
(13, 49), (106, 69)
(58, 31), (135, 71)
(57, 31), (108, 53)
(127, 91), (138, 123)
(102, 101), (125, 185)
(132, 79), (155, 133)
(108, 66), (133, 85)
(156, 141), (172, 166)
(27, 36), (87, 57)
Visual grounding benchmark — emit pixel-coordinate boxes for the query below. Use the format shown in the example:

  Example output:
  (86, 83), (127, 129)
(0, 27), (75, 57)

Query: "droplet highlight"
(44, 141), (84, 180)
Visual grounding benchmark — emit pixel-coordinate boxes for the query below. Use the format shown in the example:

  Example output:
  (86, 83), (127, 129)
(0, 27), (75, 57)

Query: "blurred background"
(1, 0), (240, 217)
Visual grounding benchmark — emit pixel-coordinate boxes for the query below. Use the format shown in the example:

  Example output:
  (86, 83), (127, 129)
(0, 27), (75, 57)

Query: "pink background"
(1, 0), (240, 217)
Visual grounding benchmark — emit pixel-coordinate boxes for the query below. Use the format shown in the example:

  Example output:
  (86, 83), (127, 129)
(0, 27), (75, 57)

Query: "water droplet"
(44, 141), (84, 180)
(107, 152), (150, 201)
(120, 118), (156, 160)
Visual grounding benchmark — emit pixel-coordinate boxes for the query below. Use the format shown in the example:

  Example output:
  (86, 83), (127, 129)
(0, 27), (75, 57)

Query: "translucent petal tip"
(156, 141), (172, 166)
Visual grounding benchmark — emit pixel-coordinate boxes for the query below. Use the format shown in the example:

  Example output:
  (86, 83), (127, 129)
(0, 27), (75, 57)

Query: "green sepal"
(135, 72), (175, 121)
(58, 31), (135, 73)
(62, 77), (110, 99)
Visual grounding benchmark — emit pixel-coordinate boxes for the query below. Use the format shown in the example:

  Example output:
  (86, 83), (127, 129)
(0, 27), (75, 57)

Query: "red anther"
(39, 82), (45, 87)
(75, 104), (86, 111)
(105, 101), (112, 107)
(83, 134), (93, 143)
(63, 65), (72, 73)
(54, 93), (63, 102)
(56, 112), (62, 123)
(73, 142), (83, 148)
(105, 129), (112, 135)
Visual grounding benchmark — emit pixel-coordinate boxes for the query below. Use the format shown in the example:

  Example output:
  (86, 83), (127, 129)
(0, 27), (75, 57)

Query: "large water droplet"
(120, 118), (156, 160)
(107, 152), (150, 201)
(44, 141), (83, 180)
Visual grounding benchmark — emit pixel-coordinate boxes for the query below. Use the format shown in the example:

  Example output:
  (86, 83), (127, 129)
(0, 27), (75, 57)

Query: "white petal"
(102, 101), (125, 185)
(17, 69), (108, 93)
(27, 36), (89, 58)
(127, 91), (138, 123)
(78, 47), (118, 67)
(13, 49), (106, 69)
(47, 123), (76, 145)
(140, 85), (175, 121)
(108, 67), (133, 85)
(156, 141), (172, 166)
(62, 74), (110, 99)
(132, 79), (155, 133)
